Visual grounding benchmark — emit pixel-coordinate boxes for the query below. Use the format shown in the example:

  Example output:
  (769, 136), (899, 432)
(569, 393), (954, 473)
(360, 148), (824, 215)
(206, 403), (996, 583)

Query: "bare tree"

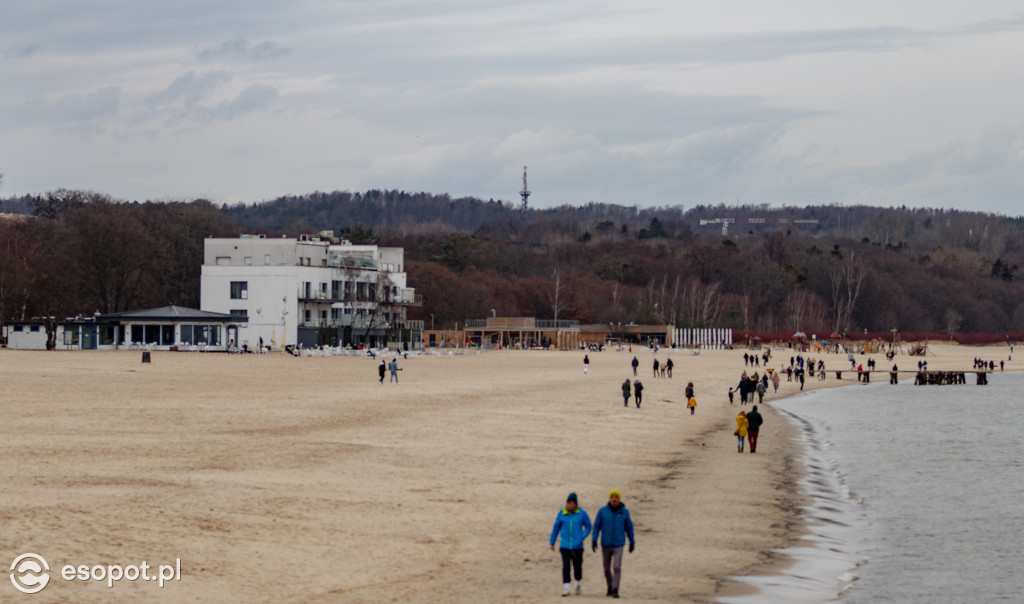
(65, 196), (156, 313)
(830, 252), (865, 333)
(944, 307), (964, 337)
(784, 289), (829, 332)
(548, 267), (566, 322)
(681, 279), (722, 327)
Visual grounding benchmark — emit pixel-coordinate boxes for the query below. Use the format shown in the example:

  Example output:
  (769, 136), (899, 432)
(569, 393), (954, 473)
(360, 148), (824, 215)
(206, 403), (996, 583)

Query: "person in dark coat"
(631, 356), (639, 376)
(633, 380), (643, 408)
(377, 360), (386, 385)
(746, 405), (764, 453)
(591, 489), (635, 598)
(621, 379), (631, 407)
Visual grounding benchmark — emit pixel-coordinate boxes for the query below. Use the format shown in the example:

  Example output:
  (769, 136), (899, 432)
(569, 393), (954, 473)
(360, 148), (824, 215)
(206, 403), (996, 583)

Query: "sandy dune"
(1, 342), (1009, 602)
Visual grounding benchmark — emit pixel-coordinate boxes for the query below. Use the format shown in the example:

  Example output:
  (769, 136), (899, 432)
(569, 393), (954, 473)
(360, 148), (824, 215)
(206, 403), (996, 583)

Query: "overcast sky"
(2, 1), (1023, 213)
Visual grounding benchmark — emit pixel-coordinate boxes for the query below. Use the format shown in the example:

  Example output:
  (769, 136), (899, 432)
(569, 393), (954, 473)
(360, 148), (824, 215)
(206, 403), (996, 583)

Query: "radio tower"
(519, 166), (531, 210)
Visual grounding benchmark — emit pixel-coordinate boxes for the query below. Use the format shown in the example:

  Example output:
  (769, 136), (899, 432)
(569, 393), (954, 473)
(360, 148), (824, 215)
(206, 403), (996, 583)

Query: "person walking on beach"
(631, 356), (639, 376)
(550, 492), (592, 597)
(735, 411), (748, 453)
(890, 364), (899, 384)
(633, 380), (643, 408)
(652, 358), (659, 377)
(665, 357), (674, 378)
(388, 358), (400, 384)
(746, 405), (763, 453)
(685, 381), (694, 400)
(621, 379), (631, 407)
(728, 387), (734, 404)
(688, 396), (697, 415)
(592, 489), (635, 598)
(378, 360), (386, 385)
(756, 380), (766, 404)
(584, 354), (590, 375)
(772, 371), (780, 392)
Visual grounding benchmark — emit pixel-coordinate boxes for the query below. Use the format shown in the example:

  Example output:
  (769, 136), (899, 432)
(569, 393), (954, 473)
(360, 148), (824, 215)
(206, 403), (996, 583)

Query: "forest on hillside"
(4, 188), (1024, 339)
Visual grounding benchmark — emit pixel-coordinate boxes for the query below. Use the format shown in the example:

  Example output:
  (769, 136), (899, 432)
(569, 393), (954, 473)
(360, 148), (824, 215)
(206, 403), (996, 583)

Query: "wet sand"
(1, 343), (1007, 602)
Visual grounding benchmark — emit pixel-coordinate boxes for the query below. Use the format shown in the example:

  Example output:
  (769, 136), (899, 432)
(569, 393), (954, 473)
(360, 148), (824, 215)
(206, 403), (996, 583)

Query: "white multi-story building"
(200, 235), (421, 350)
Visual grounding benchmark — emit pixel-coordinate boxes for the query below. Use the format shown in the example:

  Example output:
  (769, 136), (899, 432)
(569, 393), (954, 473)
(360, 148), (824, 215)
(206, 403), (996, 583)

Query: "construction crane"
(698, 217), (819, 236)
(519, 166), (531, 210)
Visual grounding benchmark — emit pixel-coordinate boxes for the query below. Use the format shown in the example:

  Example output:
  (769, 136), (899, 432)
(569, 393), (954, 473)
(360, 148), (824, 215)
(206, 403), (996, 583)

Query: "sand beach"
(1, 343), (1007, 602)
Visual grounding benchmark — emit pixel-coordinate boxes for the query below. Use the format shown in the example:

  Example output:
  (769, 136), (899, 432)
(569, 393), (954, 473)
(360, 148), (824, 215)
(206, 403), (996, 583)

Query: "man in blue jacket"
(549, 492), (592, 597)
(591, 489), (635, 598)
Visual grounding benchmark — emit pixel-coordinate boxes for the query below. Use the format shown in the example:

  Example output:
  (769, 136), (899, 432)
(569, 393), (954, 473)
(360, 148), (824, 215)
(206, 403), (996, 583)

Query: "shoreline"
(0, 343), (1011, 602)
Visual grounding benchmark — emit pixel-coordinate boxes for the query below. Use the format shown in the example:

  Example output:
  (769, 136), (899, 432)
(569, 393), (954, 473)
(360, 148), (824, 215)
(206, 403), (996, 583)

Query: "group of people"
(548, 490), (636, 598)
(973, 358), (1003, 371)
(377, 358), (401, 384)
(620, 365), (696, 413)
(734, 406), (764, 453)
(733, 370), (775, 405)
(621, 378), (644, 407)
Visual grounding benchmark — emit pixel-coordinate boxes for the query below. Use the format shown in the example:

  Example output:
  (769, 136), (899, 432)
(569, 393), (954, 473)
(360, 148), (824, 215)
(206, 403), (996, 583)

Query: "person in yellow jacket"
(735, 411), (748, 453)
(687, 397), (697, 415)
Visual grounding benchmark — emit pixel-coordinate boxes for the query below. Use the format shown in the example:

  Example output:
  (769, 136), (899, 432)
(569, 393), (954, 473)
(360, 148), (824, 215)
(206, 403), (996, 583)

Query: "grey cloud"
(149, 71), (233, 108)
(341, 83), (812, 150)
(193, 84), (279, 122)
(957, 12), (1024, 36)
(20, 86), (122, 123)
(4, 43), (40, 58)
(196, 39), (290, 62)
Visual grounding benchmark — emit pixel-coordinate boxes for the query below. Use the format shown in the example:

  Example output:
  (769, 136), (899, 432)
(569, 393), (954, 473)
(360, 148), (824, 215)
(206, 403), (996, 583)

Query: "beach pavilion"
(2, 305), (245, 351)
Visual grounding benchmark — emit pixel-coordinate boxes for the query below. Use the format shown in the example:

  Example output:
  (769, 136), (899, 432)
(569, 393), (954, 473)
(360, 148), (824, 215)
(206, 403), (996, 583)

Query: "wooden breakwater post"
(912, 371), (987, 385)
(829, 370), (988, 385)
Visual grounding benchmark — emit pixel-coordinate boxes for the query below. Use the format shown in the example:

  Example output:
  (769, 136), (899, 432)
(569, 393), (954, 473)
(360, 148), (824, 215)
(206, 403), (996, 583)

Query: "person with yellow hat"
(591, 489), (635, 598)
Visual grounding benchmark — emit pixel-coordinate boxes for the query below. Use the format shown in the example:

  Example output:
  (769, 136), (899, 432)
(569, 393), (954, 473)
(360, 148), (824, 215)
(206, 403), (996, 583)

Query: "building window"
(230, 309), (248, 319)
(30, 325), (40, 332)
(230, 281), (248, 299)
(13, 325), (23, 332)
(244, 256), (253, 265)
(304, 309), (311, 322)
(216, 256), (231, 266)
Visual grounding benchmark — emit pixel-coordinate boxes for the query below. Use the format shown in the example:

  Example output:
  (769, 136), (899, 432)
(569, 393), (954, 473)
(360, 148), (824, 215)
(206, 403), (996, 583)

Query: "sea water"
(719, 371), (1024, 603)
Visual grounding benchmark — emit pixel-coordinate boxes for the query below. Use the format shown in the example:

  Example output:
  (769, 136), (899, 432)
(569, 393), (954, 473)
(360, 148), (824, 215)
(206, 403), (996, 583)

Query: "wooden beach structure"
(828, 369), (990, 385)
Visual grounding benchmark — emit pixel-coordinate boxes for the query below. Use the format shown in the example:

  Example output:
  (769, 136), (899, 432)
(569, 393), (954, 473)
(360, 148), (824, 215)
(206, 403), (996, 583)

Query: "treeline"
(395, 226), (1024, 335)
(0, 190), (237, 325)
(4, 188), (1024, 337)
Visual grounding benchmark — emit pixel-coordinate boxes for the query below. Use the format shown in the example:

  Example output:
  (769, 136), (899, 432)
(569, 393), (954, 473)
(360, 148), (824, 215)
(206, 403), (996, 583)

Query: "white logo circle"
(10, 554), (50, 594)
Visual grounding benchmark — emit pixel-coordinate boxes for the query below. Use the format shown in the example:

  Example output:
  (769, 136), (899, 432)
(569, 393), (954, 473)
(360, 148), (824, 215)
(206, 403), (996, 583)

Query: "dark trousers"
(560, 548), (583, 583)
(601, 546), (624, 589)
(748, 429), (759, 452)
